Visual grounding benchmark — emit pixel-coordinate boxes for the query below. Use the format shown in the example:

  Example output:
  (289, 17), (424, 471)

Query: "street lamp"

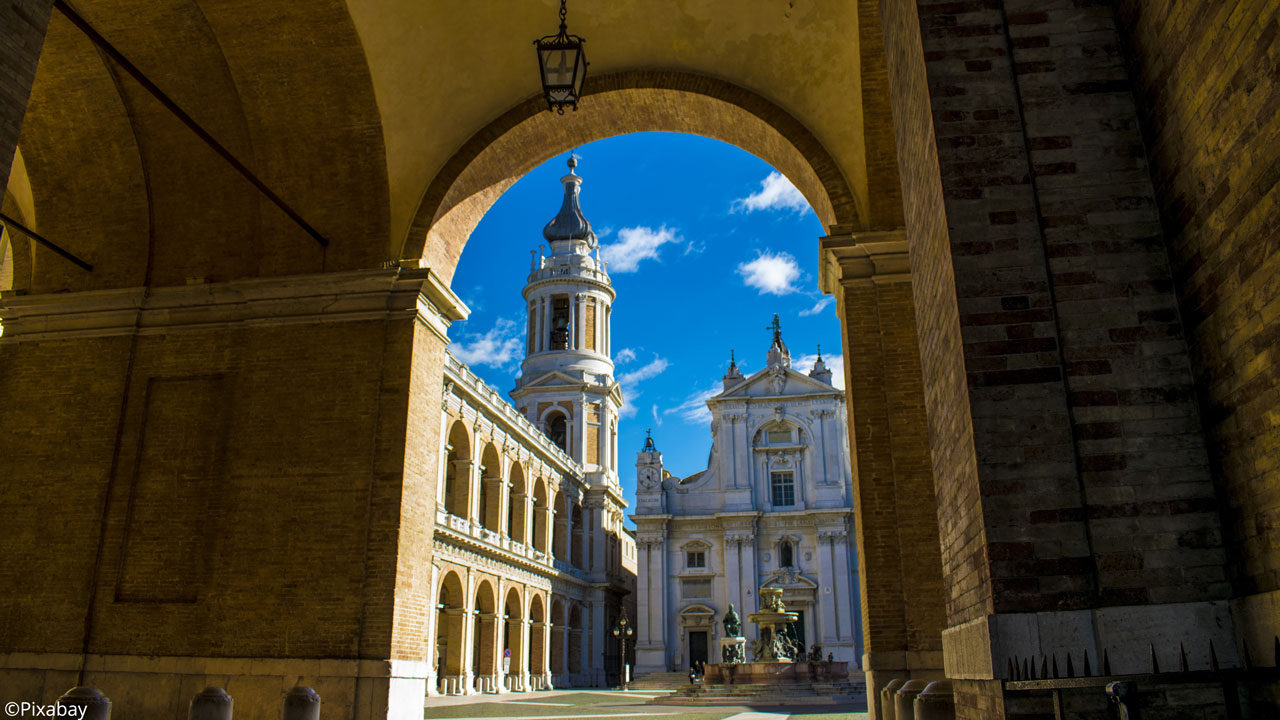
(611, 610), (634, 689)
(534, 0), (588, 114)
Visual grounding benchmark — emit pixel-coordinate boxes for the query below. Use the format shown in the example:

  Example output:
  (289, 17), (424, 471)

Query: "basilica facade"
(632, 320), (862, 677)
(429, 159), (635, 695)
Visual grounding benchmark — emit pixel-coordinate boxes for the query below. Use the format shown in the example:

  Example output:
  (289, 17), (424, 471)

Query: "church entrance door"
(688, 631), (708, 668)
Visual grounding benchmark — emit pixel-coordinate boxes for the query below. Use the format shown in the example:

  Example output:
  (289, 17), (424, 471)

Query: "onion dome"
(542, 155), (595, 244)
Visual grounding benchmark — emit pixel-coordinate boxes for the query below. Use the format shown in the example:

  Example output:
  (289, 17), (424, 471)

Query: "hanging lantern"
(534, 0), (588, 114)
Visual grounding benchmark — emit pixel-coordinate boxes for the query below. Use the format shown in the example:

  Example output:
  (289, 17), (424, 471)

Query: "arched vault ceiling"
(344, 0), (869, 255)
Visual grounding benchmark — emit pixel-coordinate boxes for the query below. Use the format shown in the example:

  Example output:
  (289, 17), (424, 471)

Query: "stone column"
(741, 535), (758, 641)
(723, 535), (742, 624)
(817, 529), (839, 645)
(461, 578), (477, 694)
(821, 233), (945, 713)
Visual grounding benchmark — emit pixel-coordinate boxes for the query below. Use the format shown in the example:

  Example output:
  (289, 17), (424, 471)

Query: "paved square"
(422, 691), (869, 720)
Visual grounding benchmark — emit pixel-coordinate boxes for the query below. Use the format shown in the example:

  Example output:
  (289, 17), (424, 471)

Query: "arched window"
(780, 540), (794, 568)
(548, 413), (568, 452)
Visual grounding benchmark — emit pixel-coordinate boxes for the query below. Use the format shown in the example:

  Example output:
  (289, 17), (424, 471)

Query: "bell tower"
(512, 156), (622, 489)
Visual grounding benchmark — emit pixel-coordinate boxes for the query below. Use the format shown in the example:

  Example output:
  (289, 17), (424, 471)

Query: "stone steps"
(627, 672), (689, 690)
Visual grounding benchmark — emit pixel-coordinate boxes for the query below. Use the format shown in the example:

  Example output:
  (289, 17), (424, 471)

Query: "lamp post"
(534, 0), (588, 114)
(611, 610), (634, 690)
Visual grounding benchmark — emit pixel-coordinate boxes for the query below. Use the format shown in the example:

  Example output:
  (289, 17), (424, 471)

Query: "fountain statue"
(747, 588), (800, 661)
(720, 604), (746, 664)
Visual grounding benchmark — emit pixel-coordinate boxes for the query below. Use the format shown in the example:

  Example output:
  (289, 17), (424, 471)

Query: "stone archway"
(436, 571), (466, 695)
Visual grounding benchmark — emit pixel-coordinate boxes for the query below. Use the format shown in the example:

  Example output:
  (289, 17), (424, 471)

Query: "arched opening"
(436, 571), (466, 693)
(546, 412), (568, 453)
(550, 596), (566, 678)
(552, 490), (568, 560)
(567, 603), (583, 676)
(479, 443), (502, 533)
(570, 502), (584, 571)
(508, 462), (526, 544)
(444, 421), (472, 519)
(532, 479), (549, 553)
(529, 594), (546, 684)
(472, 579), (497, 692)
(502, 587), (523, 689)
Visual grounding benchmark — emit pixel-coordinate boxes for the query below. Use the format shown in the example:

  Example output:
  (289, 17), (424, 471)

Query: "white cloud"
(651, 404), (662, 427)
(664, 382), (721, 425)
(615, 347), (638, 364)
(618, 356), (669, 386)
(619, 390), (641, 419)
(732, 171), (810, 214)
(738, 251), (802, 295)
(794, 352), (845, 390)
(448, 318), (523, 369)
(600, 225), (681, 273)
(799, 296), (835, 316)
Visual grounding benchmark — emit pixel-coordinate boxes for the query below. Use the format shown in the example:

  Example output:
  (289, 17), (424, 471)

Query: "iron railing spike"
(1243, 638), (1252, 670)
(1103, 648), (1112, 675)
(1041, 655), (1048, 679)
(1052, 653), (1059, 678)
(1179, 642), (1189, 672)
(1209, 639), (1220, 672)
(1029, 657), (1036, 680)
(1007, 657), (1015, 680)
(1150, 643), (1160, 674)
(1066, 652), (1075, 678)
(1082, 649), (1091, 677)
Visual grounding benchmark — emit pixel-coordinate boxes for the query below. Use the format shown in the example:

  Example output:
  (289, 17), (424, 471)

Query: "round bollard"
(189, 687), (233, 720)
(282, 686), (321, 720)
(894, 679), (931, 720)
(913, 680), (955, 720)
(879, 678), (905, 720)
(56, 687), (111, 720)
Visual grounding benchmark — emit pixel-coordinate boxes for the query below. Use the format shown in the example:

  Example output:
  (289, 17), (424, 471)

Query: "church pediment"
(517, 370), (580, 388)
(714, 367), (839, 400)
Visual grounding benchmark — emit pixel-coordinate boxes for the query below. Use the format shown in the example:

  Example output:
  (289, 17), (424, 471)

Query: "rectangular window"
(687, 550), (705, 568)
(771, 471), (795, 507)
(767, 430), (791, 444)
(682, 579), (712, 598)
(550, 295), (570, 349)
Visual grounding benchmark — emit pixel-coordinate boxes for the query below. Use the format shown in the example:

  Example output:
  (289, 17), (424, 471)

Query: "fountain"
(747, 588), (800, 661)
(655, 587), (865, 708)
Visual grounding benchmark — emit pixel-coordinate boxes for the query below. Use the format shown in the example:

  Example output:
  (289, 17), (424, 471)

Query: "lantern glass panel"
(541, 47), (579, 88)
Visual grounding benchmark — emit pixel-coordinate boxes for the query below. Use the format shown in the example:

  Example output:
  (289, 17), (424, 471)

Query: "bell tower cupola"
(513, 156), (622, 491)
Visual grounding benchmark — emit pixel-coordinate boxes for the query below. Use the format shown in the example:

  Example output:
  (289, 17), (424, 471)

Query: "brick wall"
(0, 315), (432, 717)
(1115, 0), (1280, 605)
(0, 0), (50, 195)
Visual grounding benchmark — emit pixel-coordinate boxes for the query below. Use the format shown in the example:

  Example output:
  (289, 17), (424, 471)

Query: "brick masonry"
(0, 0), (50, 192)
(1115, 0), (1280, 609)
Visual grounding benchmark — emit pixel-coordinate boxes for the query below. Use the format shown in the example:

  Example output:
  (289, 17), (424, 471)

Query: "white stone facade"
(632, 321), (862, 676)
(427, 159), (634, 695)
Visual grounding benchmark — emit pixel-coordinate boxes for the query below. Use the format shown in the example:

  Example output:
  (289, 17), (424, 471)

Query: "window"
(771, 471), (795, 507)
(780, 540), (794, 568)
(550, 296), (570, 349)
(687, 550), (706, 569)
(548, 413), (568, 452)
(767, 429), (792, 444)
(682, 579), (712, 598)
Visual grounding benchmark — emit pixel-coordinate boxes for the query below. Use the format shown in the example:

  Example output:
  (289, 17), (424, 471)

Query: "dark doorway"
(689, 631), (708, 668)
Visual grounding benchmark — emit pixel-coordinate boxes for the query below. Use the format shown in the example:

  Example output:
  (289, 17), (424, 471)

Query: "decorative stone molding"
(818, 230), (910, 292)
(0, 267), (468, 344)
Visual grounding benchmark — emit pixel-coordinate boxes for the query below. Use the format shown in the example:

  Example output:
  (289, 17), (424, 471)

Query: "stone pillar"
(723, 536), (742, 626)
(822, 233), (945, 716)
(461, 579), (477, 694)
(817, 529), (840, 645)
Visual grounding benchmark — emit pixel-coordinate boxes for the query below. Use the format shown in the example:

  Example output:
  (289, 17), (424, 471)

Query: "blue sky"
(447, 132), (842, 520)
